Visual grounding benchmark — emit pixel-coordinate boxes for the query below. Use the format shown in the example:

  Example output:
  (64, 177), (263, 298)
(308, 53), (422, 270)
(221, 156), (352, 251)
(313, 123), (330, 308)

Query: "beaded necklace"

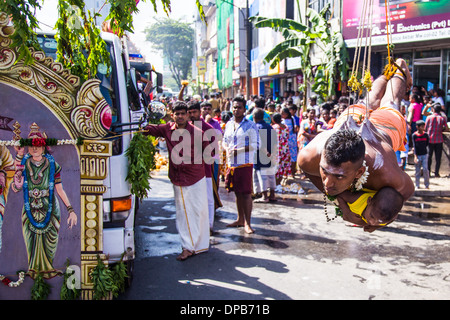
(323, 160), (369, 222)
(21, 154), (55, 229)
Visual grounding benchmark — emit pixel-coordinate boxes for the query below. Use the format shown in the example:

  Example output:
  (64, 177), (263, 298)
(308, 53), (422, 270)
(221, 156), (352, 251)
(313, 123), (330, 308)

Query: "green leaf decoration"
(110, 255), (128, 297)
(60, 259), (81, 300)
(125, 132), (157, 200)
(91, 255), (117, 300)
(252, 3), (349, 105)
(31, 273), (51, 300)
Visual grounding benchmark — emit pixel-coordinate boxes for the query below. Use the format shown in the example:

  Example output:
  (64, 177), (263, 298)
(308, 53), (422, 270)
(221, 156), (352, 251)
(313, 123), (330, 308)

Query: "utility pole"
(245, 0), (251, 100)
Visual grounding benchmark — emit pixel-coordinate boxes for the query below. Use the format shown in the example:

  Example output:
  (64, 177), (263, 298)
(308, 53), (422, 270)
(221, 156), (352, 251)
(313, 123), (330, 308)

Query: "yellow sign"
(268, 62), (280, 76)
(198, 56), (206, 75)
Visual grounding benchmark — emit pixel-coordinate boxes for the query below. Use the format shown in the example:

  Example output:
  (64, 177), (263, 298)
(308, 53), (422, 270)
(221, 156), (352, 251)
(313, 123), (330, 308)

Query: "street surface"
(119, 167), (450, 301)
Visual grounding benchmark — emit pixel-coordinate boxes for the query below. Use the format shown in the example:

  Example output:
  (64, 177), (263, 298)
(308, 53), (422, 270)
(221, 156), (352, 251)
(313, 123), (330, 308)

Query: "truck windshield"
(37, 35), (121, 154)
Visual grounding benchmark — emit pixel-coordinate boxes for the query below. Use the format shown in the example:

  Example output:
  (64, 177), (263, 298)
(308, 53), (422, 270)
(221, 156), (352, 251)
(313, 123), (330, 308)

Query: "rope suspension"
(348, 0), (406, 106)
(347, 0), (376, 118)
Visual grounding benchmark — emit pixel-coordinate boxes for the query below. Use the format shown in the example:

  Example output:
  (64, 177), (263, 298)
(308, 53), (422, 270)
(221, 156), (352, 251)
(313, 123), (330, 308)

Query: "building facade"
(193, 0), (449, 110)
(342, 0), (450, 110)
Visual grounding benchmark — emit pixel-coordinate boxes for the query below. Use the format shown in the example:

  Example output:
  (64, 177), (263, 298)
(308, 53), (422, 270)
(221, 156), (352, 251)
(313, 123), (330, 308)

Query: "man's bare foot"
(227, 221), (244, 228)
(244, 225), (255, 234)
(176, 249), (194, 261)
(395, 58), (412, 91)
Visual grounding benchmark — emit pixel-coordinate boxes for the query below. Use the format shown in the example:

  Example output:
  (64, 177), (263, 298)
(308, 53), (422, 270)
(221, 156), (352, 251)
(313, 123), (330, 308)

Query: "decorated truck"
(0, 11), (162, 299)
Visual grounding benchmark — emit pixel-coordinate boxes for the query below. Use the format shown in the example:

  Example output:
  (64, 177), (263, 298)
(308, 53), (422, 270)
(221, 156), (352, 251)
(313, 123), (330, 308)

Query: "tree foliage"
(0, 0), (42, 64)
(0, 0), (203, 83)
(144, 18), (194, 89)
(251, 3), (349, 106)
(54, 0), (110, 82)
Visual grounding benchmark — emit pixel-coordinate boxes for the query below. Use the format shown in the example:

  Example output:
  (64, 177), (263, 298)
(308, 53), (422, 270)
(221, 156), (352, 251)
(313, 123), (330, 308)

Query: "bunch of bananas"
(154, 153), (168, 170)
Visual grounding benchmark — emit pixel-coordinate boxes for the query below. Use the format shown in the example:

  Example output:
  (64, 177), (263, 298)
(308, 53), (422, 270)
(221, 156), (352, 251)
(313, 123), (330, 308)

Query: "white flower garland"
(354, 160), (369, 191)
(56, 139), (79, 146)
(0, 271), (26, 287)
(0, 140), (20, 147)
(0, 139), (78, 147)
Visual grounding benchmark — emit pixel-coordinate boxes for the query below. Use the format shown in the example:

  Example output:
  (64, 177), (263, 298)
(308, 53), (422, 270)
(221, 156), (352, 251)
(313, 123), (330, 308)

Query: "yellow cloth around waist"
(347, 189), (377, 223)
(346, 189), (388, 226)
(335, 104), (407, 152)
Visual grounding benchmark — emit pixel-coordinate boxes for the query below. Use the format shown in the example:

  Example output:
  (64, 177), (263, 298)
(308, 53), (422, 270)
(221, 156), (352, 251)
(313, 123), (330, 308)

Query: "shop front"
(342, 0), (450, 113)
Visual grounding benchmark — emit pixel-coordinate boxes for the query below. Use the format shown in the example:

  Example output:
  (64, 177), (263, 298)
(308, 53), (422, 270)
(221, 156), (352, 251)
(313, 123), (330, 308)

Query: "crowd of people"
(162, 84), (448, 193)
(399, 86), (448, 189)
(143, 69), (448, 260)
(159, 89), (358, 195)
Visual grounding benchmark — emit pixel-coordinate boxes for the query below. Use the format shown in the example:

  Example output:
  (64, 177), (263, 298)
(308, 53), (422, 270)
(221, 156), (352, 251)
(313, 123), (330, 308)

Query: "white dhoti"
(173, 177), (210, 254)
(253, 166), (277, 193)
(205, 177), (214, 229)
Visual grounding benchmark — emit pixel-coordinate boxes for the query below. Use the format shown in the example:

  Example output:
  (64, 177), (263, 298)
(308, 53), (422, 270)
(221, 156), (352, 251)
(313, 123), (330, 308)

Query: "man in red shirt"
(144, 101), (210, 260)
(425, 103), (448, 177)
(187, 100), (221, 235)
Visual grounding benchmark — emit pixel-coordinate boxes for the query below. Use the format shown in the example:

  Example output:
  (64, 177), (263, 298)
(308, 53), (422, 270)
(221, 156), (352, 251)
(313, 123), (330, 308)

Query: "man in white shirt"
(223, 96), (259, 234)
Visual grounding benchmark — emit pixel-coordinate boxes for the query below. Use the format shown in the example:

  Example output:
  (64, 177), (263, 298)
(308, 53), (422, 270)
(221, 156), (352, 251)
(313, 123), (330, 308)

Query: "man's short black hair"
(272, 113), (282, 124)
(173, 101), (188, 112)
(254, 97), (265, 109)
(233, 95), (246, 106)
(432, 103), (442, 114)
(288, 104), (297, 112)
(201, 101), (212, 108)
(187, 100), (201, 110)
(324, 129), (365, 166)
(252, 108), (265, 121)
(221, 111), (233, 122)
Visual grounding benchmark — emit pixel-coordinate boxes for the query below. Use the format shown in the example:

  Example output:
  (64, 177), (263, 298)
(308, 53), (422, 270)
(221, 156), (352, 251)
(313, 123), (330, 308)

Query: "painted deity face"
(28, 145), (45, 160)
(27, 133), (47, 160)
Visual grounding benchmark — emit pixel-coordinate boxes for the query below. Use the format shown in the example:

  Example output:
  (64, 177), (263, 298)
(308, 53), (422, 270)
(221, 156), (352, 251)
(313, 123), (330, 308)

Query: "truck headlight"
(103, 196), (133, 223)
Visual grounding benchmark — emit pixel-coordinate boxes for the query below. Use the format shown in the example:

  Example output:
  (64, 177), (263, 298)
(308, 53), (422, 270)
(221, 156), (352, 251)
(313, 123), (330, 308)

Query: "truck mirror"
(149, 101), (166, 120)
(156, 72), (163, 94)
(127, 68), (141, 111)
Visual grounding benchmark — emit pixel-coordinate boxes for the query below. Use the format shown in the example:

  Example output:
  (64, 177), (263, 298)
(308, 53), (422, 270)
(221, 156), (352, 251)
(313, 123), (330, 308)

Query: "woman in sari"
(13, 124), (77, 279)
(281, 107), (298, 178)
(0, 145), (14, 253)
(298, 108), (318, 150)
(272, 113), (291, 185)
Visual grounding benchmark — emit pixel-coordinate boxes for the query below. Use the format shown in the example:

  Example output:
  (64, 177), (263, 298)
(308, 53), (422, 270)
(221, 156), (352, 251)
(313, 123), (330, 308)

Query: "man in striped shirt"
(425, 103), (448, 177)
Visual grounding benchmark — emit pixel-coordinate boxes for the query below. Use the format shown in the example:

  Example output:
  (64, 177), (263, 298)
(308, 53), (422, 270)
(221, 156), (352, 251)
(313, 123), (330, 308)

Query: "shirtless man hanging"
(298, 58), (414, 232)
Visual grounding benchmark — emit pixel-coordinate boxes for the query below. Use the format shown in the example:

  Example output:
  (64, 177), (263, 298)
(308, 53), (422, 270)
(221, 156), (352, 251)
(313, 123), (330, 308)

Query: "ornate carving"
(80, 253), (112, 300)
(0, 11), (114, 300)
(81, 195), (102, 252)
(72, 79), (110, 138)
(79, 140), (111, 299)
(0, 13), (110, 140)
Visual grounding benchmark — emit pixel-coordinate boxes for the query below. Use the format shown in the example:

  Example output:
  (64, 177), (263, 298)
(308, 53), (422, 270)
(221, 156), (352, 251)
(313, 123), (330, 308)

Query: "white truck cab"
(37, 30), (162, 283)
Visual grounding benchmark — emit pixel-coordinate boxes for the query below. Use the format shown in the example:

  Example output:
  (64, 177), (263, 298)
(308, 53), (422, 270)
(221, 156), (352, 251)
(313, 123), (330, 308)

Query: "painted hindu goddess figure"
(0, 145), (14, 253)
(12, 123), (77, 279)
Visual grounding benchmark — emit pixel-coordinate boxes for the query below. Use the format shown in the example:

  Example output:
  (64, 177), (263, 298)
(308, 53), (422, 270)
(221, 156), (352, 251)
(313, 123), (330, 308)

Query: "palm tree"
(250, 2), (349, 109)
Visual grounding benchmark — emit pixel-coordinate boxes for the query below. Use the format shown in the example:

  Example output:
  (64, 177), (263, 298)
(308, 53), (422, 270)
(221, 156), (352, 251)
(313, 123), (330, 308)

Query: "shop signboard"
(250, 0), (285, 78)
(197, 56), (206, 75)
(343, 0), (450, 47)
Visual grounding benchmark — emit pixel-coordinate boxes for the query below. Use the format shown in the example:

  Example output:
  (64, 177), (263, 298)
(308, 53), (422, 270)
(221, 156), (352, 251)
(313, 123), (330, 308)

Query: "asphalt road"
(119, 168), (450, 302)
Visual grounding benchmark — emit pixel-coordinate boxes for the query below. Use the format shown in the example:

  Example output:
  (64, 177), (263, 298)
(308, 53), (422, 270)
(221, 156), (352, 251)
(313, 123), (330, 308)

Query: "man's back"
(298, 121), (414, 202)
(210, 98), (219, 110)
(425, 113), (446, 143)
(254, 121), (276, 169)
